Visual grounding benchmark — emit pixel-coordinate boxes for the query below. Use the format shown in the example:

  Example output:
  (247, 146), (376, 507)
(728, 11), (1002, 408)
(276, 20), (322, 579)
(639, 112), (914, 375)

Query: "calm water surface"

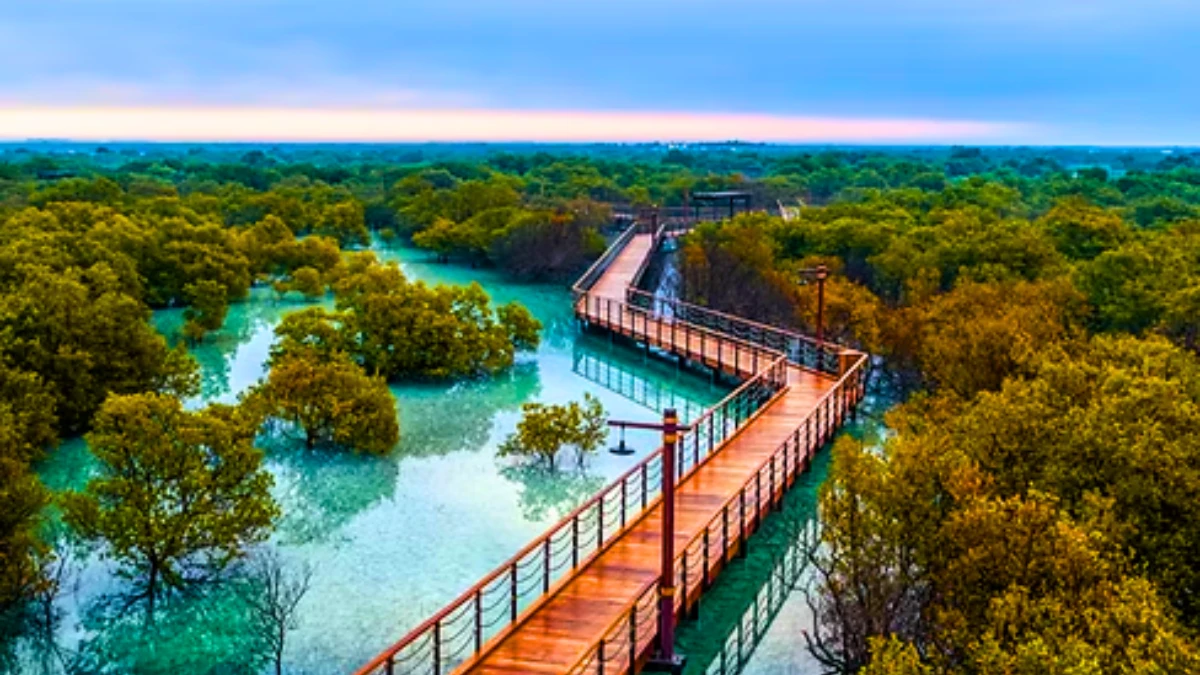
(33, 244), (728, 674)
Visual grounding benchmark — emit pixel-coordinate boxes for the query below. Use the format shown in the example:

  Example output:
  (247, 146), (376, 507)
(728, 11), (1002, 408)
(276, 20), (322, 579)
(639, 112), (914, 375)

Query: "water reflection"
(69, 583), (268, 675)
(571, 338), (712, 423)
(31, 244), (731, 674)
(267, 444), (400, 546)
(499, 464), (606, 522)
(391, 362), (541, 459)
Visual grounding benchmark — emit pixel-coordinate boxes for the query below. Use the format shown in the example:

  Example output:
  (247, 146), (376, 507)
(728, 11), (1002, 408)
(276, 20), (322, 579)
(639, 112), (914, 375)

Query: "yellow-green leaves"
(253, 350), (399, 456)
(498, 394), (607, 470)
(273, 257), (541, 381)
(62, 393), (278, 615)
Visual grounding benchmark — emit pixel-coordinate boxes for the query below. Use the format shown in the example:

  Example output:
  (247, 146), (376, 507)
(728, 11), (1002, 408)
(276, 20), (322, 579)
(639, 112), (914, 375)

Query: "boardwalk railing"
(355, 346), (791, 675)
(579, 293), (785, 381)
(563, 351), (869, 675)
(626, 290), (846, 375)
(357, 211), (868, 675)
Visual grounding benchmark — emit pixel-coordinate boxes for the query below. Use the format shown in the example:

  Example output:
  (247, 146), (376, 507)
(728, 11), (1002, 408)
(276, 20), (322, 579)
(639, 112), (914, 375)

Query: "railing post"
(769, 455), (777, 511)
(755, 472), (762, 529)
(621, 478), (628, 529)
(702, 528), (711, 590)
(793, 429), (801, 479)
(475, 590), (483, 653)
(433, 621), (442, 675)
(510, 566), (519, 621)
(681, 550), (690, 619)
(572, 517), (580, 568)
(628, 608), (638, 675)
(598, 497), (605, 550)
(543, 539), (551, 593)
(722, 506), (730, 561)
(737, 490), (747, 559)
(641, 463), (649, 509)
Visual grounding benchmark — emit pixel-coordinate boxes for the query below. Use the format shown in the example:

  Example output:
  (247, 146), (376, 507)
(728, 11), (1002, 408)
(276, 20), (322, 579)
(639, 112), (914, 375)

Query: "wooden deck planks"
(461, 231), (840, 674)
(588, 233), (655, 301)
(467, 364), (833, 674)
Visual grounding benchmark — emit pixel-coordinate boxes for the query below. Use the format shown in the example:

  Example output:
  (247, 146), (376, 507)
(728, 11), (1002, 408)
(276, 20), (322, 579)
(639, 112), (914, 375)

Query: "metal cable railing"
(561, 350), (868, 675)
(357, 211), (869, 675)
(354, 342), (794, 675)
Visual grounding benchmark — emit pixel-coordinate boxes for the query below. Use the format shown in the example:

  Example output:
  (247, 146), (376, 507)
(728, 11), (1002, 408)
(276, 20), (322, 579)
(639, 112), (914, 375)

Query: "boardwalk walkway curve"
(356, 217), (869, 675)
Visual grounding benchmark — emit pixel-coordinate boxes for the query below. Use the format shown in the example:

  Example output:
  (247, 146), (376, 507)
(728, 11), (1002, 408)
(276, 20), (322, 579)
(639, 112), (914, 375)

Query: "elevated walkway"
(356, 221), (867, 675)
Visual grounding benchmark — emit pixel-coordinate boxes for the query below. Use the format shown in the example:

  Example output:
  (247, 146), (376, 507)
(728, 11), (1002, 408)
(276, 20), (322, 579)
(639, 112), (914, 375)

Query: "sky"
(1, 0), (1197, 144)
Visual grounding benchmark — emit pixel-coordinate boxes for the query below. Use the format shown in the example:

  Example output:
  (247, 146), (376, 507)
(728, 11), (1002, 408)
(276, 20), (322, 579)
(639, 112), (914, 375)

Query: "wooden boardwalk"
(356, 224), (868, 675)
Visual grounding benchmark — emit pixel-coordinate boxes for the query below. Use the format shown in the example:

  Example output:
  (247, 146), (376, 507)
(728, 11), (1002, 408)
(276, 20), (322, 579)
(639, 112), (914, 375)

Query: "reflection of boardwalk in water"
(705, 533), (810, 675)
(689, 490), (819, 675)
(571, 343), (711, 424)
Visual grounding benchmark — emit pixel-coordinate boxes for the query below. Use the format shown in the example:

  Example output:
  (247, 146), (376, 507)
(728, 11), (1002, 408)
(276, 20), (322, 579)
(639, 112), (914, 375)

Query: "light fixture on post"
(607, 409), (692, 673)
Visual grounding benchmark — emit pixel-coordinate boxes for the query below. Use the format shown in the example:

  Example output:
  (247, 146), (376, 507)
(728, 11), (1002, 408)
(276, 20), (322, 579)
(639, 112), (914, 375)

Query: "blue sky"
(2, 0), (1197, 143)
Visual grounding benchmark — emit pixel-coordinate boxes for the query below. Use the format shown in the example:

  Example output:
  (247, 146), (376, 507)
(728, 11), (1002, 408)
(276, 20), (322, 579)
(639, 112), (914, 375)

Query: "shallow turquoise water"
(31, 244), (729, 674)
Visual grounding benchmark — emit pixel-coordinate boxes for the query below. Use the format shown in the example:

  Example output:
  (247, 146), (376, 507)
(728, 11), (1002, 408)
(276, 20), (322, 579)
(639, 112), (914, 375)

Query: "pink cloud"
(0, 106), (1023, 143)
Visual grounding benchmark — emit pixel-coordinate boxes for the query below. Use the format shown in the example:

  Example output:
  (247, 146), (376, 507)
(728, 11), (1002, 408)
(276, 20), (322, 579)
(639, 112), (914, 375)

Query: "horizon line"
(0, 106), (1026, 145)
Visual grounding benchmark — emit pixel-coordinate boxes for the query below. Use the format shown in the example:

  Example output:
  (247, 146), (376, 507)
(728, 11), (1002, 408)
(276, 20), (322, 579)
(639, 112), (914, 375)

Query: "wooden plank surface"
(589, 233), (655, 300)
(463, 233), (838, 675)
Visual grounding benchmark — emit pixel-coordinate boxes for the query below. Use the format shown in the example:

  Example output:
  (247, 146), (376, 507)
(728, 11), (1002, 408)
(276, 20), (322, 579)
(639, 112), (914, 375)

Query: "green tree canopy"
(498, 394), (607, 469)
(63, 393), (278, 616)
(251, 348), (399, 455)
(272, 257), (541, 380)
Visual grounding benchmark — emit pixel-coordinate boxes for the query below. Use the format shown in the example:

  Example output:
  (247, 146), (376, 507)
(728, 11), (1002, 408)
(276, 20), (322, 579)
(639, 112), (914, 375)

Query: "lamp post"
(608, 408), (691, 673)
(799, 264), (829, 345)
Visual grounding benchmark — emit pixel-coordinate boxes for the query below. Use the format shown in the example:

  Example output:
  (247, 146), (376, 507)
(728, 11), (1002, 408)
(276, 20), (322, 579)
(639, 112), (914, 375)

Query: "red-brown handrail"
(354, 310), (792, 675)
(562, 347), (868, 675)
(355, 212), (868, 675)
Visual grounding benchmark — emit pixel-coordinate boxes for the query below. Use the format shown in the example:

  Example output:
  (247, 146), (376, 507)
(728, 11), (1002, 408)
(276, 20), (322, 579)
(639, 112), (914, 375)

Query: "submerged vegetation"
(498, 393), (608, 469)
(2, 143), (1200, 671)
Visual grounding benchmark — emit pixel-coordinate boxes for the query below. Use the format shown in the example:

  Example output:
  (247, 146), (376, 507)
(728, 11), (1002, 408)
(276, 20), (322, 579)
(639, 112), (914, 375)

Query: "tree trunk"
(146, 563), (159, 623)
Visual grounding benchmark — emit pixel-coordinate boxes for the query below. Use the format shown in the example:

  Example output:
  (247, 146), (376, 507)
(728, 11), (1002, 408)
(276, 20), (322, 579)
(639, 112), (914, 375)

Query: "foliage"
(889, 278), (1084, 398)
(272, 257), (542, 380)
(272, 266), (325, 300)
(808, 430), (1200, 674)
(8, 144), (1200, 664)
(0, 457), (47, 619)
(183, 279), (230, 342)
(0, 263), (199, 434)
(498, 394), (607, 469)
(251, 349), (399, 455)
(62, 393), (278, 616)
